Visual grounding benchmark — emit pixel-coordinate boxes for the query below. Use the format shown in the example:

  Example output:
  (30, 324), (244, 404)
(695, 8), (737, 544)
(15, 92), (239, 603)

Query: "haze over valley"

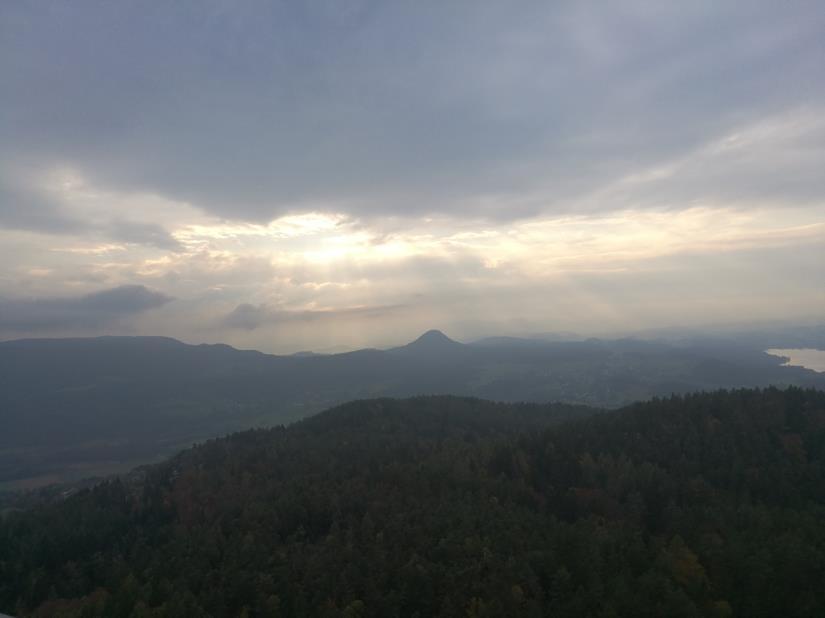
(3, 327), (825, 491)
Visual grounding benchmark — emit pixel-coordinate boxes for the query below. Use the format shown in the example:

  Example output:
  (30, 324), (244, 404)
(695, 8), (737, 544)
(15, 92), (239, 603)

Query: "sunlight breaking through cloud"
(1, 2), (823, 350)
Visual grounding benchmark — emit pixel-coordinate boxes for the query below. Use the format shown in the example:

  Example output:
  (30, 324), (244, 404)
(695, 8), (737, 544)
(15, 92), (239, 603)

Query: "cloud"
(1, 2), (824, 349)
(1, 1), (823, 223)
(0, 169), (183, 250)
(0, 173), (85, 234)
(222, 302), (408, 331)
(223, 303), (267, 330)
(0, 285), (174, 333)
(108, 220), (183, 251)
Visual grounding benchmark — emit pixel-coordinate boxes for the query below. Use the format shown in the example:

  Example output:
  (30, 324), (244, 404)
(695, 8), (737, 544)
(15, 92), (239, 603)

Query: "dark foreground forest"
(2, 388), (825, 617)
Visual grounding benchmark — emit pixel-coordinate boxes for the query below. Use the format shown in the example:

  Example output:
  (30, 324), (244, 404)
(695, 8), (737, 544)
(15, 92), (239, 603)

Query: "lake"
(766, 348), (825, 373)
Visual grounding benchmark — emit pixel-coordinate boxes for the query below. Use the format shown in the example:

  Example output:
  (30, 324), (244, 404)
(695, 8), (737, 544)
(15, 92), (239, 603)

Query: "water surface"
(766, 348), (825, 373)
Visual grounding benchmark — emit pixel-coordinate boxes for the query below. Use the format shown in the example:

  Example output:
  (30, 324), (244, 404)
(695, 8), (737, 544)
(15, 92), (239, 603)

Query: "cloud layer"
(0, 286), (173, 333)
(3, 1), (824, 222)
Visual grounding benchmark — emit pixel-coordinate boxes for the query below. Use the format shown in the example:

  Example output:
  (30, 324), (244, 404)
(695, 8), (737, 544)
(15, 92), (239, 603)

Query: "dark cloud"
(223, 303), (267, 331)
(0, 285), (174, 332)
(1, 1), (823, 223)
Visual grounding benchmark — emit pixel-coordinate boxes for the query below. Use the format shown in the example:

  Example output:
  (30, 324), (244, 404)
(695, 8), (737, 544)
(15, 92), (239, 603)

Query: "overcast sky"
(1, 1), (824, 352)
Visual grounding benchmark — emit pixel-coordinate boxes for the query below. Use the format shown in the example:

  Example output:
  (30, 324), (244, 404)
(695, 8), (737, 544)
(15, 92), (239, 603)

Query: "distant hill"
(2, 388), (824, 617)
(470, 335), (555, 348)
(1, 331), (824, 487)
(390, 329), (466, 355)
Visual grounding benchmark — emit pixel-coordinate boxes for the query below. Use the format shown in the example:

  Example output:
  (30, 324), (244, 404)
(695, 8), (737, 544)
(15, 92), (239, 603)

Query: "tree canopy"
(2, 388), (825, 617)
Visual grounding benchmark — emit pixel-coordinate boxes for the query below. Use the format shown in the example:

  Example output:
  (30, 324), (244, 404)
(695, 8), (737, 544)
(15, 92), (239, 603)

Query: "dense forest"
(2, 388), (825, 617)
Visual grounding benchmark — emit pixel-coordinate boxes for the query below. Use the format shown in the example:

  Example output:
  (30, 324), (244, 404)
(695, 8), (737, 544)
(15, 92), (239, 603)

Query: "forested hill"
(3, 388), (825, 617)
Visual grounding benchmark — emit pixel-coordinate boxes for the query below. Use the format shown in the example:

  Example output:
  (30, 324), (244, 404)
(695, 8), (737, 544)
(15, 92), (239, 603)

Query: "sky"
(1, 1), (824, 353)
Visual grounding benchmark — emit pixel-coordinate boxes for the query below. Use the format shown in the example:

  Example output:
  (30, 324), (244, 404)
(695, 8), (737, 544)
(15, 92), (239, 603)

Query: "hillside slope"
(2, 388), (824, 617)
